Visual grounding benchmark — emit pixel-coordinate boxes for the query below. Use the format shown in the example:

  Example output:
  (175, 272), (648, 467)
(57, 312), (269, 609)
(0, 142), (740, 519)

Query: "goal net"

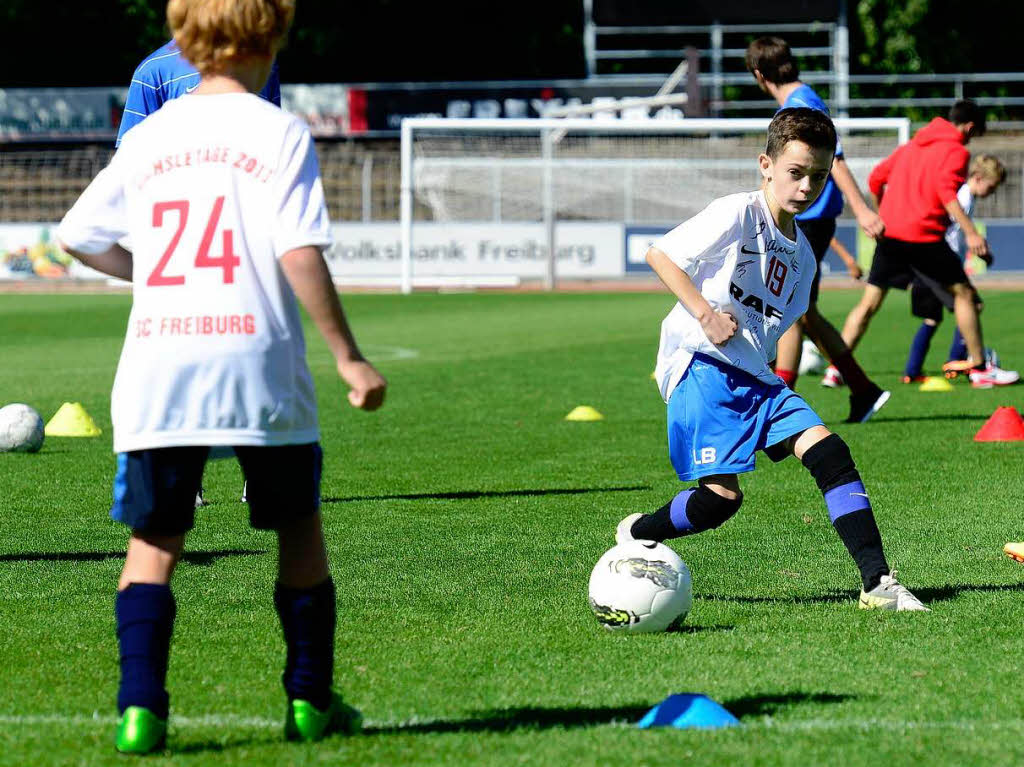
(399, 117), (910, 291)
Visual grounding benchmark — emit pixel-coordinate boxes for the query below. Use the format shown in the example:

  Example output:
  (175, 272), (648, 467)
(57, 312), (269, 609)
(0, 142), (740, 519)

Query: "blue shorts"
(111, 443), (323, 535)
(667, 354), (823, 481)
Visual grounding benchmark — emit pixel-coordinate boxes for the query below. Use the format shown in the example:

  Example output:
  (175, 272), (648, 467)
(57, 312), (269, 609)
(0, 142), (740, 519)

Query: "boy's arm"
(829, 236), (862, 280)
(830, 156), (884, 239)
(646, 246), (737, 344)
(280, 245), (387, 410)
(58, 242), (133, 281)
(943, 198), (991, 261)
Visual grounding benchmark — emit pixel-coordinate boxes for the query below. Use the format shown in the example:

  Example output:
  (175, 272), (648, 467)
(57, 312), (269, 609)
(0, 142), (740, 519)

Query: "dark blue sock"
(948, 328), (967, 363)
(115, 583), (176, 719)
(274, 578), (335, 710)
(905, 322), (937, 377)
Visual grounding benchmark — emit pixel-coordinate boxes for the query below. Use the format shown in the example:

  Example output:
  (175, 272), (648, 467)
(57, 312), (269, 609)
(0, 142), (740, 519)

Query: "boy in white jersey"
(56, 0), (386, 754)
(617, 109), (927, 613)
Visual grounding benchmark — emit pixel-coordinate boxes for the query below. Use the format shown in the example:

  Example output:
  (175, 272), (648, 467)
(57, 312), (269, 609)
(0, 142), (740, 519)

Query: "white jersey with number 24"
(57, 93), (333, 452)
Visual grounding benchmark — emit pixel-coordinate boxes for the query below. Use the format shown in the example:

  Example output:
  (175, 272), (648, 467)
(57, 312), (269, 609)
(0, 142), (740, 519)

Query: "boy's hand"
(856, 209), (885, 239)
(701, 311), (738, 345)
(966, 231), (990, 258)
(846, 262), (863, 280)
(338, 359), (387, 411)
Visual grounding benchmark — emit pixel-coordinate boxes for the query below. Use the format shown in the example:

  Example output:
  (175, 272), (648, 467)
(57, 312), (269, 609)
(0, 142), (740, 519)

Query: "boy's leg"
(115, 532), (184, 753)
(905, 320), (939, 380)
(840, 283), (887, 352)
(111, 446), (205, 754)
(801, 305), (889, 423)
(949, 282), (985, 366)
(791, 426), (927, 610)
(623, 475), (742, 543)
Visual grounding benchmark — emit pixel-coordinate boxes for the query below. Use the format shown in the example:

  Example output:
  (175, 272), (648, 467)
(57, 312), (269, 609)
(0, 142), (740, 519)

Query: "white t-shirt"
(57, 93), (332, 452)
(944, 183), (973, 257)
(652, 190), (816, 402)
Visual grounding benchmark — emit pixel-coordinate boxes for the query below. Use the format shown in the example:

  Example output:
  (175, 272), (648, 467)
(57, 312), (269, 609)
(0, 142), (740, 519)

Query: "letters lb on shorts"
(666, 353), (823, 481)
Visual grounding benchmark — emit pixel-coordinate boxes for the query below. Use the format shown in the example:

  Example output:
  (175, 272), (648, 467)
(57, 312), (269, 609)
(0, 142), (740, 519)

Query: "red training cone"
(974, 406), (1024, 442)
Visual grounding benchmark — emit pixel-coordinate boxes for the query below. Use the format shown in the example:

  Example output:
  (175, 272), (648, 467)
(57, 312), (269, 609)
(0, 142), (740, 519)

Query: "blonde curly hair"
(167, 0), (295, 75)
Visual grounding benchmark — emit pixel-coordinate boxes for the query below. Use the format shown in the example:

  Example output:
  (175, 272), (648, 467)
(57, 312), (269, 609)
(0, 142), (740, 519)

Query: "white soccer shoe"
(969, 363), (1020, 389)
(858, 571), (930, 612)
(615, 513), (643, 544)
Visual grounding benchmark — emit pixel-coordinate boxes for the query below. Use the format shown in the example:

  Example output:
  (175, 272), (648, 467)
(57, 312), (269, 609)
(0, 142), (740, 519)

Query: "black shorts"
(111, 443), (323, 535)
(909, 275), (954, 322)
(796, 217), (837, 305)
(867, 237), (969, 291)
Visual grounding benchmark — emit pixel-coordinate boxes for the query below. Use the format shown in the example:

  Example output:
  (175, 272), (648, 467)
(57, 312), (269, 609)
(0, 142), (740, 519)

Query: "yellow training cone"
(565, 405), (604, 422)
(919, 376), (953, 393)
(45, 402), (102, 437)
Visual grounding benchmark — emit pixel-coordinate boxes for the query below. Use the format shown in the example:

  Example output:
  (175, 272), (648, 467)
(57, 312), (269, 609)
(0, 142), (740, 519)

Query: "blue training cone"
(637, 693), (740, 730)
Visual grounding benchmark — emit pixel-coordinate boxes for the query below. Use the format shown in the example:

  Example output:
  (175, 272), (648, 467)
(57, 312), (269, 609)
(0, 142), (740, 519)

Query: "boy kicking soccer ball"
(618, 108), (927, 612)
(57, 0), (386, 753)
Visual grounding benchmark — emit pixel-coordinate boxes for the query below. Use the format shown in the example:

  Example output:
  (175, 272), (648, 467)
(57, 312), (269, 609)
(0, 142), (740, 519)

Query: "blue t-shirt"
(780, 84), (844, 221)
(116, 40), (281, 146)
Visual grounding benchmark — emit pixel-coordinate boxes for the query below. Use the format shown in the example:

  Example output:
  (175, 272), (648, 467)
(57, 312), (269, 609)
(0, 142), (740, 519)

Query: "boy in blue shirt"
(745, 37), (890, 423)
(617, 108), (927, 613)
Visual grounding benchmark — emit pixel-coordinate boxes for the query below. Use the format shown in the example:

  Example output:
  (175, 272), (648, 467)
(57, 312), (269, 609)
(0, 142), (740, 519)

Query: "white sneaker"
(858, 571), (930, 612)
(821, 365), (845, 388)
(969, 363), (1019, 389)
(615, 513), (643, 544)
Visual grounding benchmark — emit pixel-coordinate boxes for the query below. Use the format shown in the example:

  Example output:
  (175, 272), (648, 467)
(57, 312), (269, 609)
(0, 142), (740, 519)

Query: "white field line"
(3, 713), (1024, 733)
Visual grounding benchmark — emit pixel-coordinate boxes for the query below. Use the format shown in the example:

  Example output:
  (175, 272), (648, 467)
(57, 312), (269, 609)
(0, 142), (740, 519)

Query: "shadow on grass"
(667, 622), (735, 634)
(704, 581), (1024, 607)
(859, 413), (989, 424)
(701, 591), (857, 605)
(0, 549), (265, 565)
(365, 704), (652, 735)
(324, 485), (651, 504)
(723, 691), (855, 718)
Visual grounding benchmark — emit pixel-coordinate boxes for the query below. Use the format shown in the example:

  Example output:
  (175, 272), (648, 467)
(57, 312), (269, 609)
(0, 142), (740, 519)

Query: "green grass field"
(2, 288), (1023, 766)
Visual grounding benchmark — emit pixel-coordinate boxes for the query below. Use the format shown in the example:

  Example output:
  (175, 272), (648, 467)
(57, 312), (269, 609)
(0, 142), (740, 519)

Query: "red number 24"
(147, 196), (240, 286)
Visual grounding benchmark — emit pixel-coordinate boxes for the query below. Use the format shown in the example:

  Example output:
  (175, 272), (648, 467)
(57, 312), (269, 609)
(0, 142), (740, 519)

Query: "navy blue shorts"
(111, 443), (323, 535)
(667, 354), (824, 481)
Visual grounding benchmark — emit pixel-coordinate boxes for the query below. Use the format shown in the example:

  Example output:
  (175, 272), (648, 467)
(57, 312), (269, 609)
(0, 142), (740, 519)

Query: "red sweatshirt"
(868, 117), (970, 243)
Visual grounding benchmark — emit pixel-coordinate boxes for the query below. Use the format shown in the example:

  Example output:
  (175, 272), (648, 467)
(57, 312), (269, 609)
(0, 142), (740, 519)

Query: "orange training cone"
(974, 406), (1024, 442)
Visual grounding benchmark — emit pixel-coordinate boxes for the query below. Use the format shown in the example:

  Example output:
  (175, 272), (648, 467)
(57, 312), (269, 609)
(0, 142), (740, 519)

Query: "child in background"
(901, 155), (1017, 385)
(57, 0), (387, 753)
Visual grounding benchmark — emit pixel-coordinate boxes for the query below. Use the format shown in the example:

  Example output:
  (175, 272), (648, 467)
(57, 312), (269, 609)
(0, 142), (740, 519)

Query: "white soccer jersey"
(652, 190), (816, 402)
(57, 93), (332, 452)
(944, 183), (974, 257)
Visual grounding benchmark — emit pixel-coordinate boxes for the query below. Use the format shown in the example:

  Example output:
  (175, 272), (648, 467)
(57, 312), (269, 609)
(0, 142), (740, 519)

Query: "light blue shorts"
(667, 354), (823, 481)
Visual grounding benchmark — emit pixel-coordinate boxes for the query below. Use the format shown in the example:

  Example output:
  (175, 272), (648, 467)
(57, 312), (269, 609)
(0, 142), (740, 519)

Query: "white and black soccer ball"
(0, 403), (45, 453)
(798, 339), (827, 376)
(588, 540), (692, 633)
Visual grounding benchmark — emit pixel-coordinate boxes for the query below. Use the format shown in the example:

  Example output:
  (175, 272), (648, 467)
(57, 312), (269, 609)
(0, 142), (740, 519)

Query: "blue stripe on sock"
(669, 489), (696, 533)
(824, 481), (871, 523)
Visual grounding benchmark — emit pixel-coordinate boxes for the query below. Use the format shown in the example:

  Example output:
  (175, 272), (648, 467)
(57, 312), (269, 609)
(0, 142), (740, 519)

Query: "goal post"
(399, 116), (910, 293)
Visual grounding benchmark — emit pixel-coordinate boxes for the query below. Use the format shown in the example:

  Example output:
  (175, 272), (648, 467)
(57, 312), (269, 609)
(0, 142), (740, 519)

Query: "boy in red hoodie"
(839, 100), (1012, 388)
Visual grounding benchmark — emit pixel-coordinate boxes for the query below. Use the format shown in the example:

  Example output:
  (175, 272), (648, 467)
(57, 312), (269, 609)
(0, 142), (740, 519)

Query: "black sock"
(630, 500), (677, 542)
(116, 583), (176, 718)
(832, 510), (889, 591)
(274, 578), (336, 710)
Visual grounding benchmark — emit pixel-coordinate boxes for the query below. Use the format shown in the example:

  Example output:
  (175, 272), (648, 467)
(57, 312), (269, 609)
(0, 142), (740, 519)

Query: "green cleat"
(285, 690), (362, 742)
(115, 706), (167, 754)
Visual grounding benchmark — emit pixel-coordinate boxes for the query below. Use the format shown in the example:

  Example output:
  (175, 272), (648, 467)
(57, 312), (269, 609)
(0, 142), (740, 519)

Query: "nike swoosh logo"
(851, 492), (870, 498)
(640, 541), (658, 549)
(740, 245), (764, 255)
(185, 84), (199, 93)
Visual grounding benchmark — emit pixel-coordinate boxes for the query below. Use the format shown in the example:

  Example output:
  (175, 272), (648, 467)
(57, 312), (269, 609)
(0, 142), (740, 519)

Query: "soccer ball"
(798, 339), (827, 375)
(588, 540), (692, 633)
(0, 403), (45, 453)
